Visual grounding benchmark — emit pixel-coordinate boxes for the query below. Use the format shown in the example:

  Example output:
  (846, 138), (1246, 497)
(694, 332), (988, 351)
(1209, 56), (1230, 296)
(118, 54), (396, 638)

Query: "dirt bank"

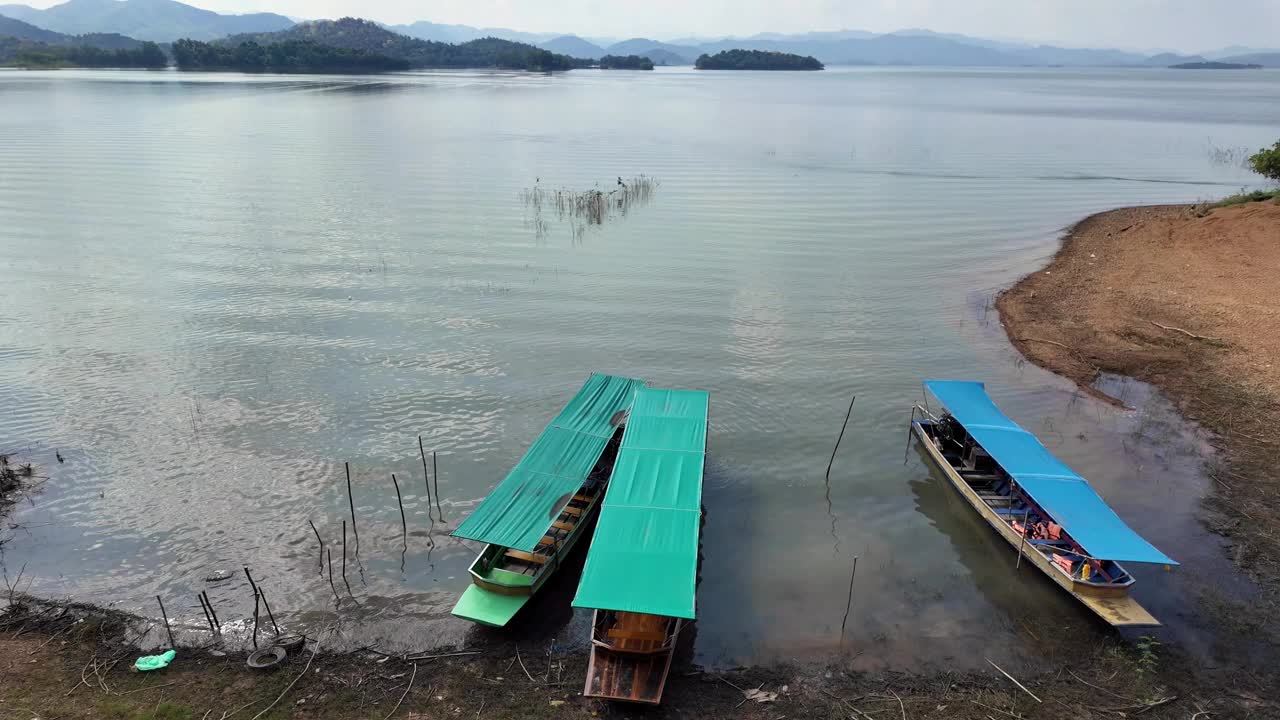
(0, 597), (1221, 720)
(997, 200), (1280, 638)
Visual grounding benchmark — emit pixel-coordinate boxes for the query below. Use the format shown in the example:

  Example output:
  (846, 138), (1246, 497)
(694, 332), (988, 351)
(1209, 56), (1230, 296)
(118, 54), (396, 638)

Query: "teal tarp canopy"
(453, 373), (645, 552)
(924, 380), (1177, 566)
(573, 387), (708, 619)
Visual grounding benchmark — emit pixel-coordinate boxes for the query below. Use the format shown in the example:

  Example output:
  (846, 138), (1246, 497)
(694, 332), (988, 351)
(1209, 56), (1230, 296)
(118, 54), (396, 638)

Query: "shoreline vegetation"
(695, 48), (824, 70)
(598, 53), (654, 70)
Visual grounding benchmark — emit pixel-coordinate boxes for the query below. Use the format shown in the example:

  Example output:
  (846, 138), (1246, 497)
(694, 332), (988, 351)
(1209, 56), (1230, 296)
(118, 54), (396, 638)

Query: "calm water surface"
(1, 66), (1276, 670)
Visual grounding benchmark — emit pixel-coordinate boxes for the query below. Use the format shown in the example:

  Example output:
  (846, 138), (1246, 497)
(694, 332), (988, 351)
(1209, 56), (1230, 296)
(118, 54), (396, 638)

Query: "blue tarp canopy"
(924, 380), (1177, 566)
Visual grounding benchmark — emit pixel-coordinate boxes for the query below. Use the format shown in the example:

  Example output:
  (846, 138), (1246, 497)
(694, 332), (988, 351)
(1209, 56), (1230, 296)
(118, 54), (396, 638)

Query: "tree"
(1251, 141), (1280, 183)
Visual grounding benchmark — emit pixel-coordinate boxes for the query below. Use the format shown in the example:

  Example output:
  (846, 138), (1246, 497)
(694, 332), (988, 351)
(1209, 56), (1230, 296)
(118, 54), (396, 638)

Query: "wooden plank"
(607, 628), (667, 642)
(562, 506), (583, 517)
(552, 521), (576, 532)
(505, 549), (549, 564)
(573, 494), (593, 503)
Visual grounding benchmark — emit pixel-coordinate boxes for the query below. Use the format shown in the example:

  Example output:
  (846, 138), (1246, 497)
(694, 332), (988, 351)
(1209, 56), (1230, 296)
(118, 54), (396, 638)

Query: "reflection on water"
(0, 67), (1276, 671)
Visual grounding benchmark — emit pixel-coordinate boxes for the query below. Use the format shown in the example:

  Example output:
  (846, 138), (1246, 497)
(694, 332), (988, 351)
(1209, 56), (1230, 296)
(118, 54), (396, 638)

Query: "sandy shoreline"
(997, 199), (1280, 679)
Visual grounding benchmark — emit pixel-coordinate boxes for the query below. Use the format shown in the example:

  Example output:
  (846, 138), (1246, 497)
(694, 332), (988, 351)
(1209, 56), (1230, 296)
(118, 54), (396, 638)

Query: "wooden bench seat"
(505, 549), (548, 564)
(552, 521), (576, 532)
(561, 506), (583, 517)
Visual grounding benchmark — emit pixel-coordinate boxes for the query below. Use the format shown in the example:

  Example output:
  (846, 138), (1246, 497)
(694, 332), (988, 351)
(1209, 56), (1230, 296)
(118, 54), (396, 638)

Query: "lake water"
(1, 66), (1276, 671)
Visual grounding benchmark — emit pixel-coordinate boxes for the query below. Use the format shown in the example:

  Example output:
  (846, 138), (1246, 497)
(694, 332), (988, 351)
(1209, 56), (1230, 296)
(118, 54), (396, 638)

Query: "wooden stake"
(418, 435), (433, 522)
(202, 591), (219, 631)
(391, 473), (407, 544)
(308, 519), (324, 574)
(341, 520), (354, 598)
(258, 586), (281, 636)
(432, 451), (443, 521)
(826, 396), (857, 481)
(839, 556), (858, 644)
(326, 548), (339, 602)
(345, 462), (360, 558)
(251, 589), (260, 649)
(197, 593), (216, 634)
(156, 595), (175, 649)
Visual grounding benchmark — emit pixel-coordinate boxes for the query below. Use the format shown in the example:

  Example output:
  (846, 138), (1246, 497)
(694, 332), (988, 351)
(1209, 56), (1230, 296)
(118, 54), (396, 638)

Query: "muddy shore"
(4, 200), (1280, 718)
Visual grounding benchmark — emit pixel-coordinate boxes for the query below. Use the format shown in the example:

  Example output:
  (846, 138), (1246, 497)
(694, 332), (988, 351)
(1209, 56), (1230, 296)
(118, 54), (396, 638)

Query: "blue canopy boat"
(912, 380), (1177, 627)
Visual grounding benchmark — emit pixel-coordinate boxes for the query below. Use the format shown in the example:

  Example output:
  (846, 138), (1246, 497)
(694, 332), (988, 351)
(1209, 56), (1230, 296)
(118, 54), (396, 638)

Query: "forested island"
(1170, 61), (1262, 69)
(599, 54), (654, 70)
(223, 18), (582, 71)
(173, 39), (409, 72)
(695, 49), (823, 70)
(1, 37), (166, 67)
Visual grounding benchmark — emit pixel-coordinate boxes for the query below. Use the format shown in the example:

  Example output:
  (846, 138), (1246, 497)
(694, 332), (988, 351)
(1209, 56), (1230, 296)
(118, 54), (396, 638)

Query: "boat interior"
(593, 611), (678, 654)
(919, 415), (1133, 588)
(586, 610), (679, 704)
(480, 427), (625, 581)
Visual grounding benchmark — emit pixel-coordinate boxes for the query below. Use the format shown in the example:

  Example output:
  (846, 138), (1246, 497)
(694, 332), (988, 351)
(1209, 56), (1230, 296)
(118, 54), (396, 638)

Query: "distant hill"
(0, 12), (143, 49)
(641, 48), (689, 66)
(0, 0), (292, 41)
(224, 17), (586, 71)
(538, 34), (605, 59)
(1218, 52), (1280, 67)
(388, 19), (558, 46)
(606, 38), (699, 64)
(1143, 52), (1207, 67)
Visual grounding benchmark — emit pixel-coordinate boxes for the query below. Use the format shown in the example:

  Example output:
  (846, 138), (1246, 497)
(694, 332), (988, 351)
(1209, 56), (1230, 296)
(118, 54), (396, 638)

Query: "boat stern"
(1073, 592), (1162, 627)
(451, 584), (531, 627)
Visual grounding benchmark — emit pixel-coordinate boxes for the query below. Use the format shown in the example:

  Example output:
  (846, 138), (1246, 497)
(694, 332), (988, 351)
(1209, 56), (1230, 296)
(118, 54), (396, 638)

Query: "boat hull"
(451, 492), (603, 627)
(584, 611), (681, 705)
(913, 421), (1160, 627)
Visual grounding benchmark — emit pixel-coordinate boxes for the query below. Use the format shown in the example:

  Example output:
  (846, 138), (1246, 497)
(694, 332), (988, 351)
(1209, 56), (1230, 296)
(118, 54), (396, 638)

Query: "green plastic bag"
(134, 649), (176, 672)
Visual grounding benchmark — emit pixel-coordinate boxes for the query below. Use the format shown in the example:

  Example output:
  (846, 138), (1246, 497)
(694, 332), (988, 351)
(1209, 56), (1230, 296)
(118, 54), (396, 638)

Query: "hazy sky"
(28, 0), (1280, 50)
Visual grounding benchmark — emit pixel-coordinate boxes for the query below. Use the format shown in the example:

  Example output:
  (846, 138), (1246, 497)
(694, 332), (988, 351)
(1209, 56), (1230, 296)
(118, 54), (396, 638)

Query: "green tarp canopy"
(572, 387), (708, 619)
(452, 373), (646, 552)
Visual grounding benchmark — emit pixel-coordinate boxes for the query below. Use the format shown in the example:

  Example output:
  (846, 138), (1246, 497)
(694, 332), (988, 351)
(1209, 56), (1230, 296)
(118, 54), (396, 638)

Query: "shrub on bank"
(1250, 141), (1280, 183)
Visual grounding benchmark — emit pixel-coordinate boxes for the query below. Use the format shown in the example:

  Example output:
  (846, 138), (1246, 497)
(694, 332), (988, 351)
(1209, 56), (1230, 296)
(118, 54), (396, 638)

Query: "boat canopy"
(923, 380), (1177, 566)
(573, 387), (708, 619)
(452, 373), (646, 552)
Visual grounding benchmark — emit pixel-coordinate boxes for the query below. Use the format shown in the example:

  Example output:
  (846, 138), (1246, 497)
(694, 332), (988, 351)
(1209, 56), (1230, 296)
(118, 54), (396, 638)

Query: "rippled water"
(1, 67), (1276, 670)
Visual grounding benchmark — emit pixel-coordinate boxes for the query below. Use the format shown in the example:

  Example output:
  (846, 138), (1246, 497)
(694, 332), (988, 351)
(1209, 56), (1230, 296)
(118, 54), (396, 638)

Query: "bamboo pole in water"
(391, 473), (407, 544)
(308, 519), (324, 574)
(432, 451), (443, 521)
(155, 595), (175, 649)
(202, 591), (219, 631)
(826, 396), (856, 481)
(345, 462), (360, 559)
(418, 435), (433, 522)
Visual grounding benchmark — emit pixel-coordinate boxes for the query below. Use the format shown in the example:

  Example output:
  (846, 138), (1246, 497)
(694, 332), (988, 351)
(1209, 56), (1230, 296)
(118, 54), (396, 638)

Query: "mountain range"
(0, 0), (290, 41)
(1, 0), (1278, 67)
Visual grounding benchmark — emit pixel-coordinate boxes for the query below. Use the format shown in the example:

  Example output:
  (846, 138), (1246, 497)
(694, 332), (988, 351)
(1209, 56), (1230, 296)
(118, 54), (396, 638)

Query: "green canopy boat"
(572, 387), (709, 705)
(450, 373), (646, 627)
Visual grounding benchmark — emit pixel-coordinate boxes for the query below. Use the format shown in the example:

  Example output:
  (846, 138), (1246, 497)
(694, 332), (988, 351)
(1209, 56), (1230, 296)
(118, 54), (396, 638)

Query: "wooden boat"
(450, 373), (646, 627)
(573, 388), (709, 705)
(912, 381), (1177, 628)
(584, 611), (682, 704)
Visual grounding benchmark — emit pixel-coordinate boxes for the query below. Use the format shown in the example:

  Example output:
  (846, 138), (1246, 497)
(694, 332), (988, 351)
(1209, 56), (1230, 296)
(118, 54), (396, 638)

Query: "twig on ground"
(970, 699), (1023, 719)
(986, 657), (1041, 703)
(117, 682), (177, 696)
(515, 644), (535, 683)
(404, 650), (480, 661)
(1147, 320), (1220, 343)
(891, 688), (907, 720)
(382, 662), (416, 720)
(1097, 696), (1177, 715)
(1067, 668), (1132, 701)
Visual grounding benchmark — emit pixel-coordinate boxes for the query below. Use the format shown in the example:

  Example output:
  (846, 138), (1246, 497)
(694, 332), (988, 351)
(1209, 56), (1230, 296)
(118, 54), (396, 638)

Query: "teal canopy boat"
(912, 380), (1177, 627)
(573, 387), (708, 705)
(450, 373), (646, 627)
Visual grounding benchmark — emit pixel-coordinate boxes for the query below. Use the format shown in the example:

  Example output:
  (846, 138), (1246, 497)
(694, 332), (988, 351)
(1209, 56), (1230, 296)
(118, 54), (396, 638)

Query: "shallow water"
(0, 66), (1276, 670)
